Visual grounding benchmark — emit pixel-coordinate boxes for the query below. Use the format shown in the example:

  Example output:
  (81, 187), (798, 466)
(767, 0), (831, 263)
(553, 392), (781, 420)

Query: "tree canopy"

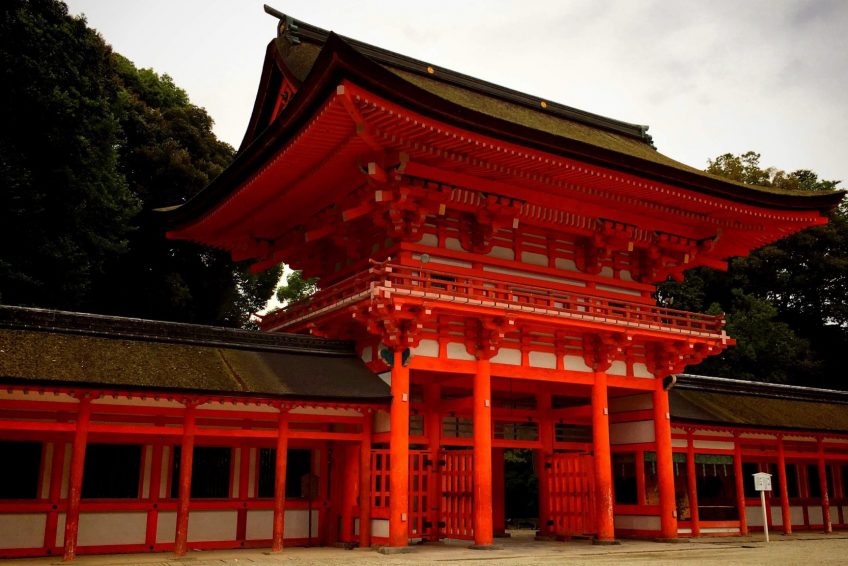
(0, 0), (280, 327)
(659, 152), (847, 389)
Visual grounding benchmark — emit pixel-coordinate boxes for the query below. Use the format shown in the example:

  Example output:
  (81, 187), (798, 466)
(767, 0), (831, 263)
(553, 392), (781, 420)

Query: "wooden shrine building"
(2, 8), (847, 559)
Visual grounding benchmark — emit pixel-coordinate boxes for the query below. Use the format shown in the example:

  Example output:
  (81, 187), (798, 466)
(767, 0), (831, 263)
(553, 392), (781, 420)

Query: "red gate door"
(409, 450), (436, 540)
(547, 452), (596, 537)
(439, 450), (474, 540)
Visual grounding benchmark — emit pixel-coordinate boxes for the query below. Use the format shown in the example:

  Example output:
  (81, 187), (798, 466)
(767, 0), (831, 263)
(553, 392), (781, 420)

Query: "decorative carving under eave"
(577, 219), (637, 275)
(581, 332), (620, 373)
(353, 298), (427, 350)
(464, 316), (515, 360)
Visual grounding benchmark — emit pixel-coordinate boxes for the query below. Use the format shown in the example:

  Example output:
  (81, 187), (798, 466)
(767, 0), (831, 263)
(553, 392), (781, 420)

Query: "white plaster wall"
(446, 342), (475, 361)
(610, 394), (652, 413)
(770, 506), (784, 526)
(692, 440), (734, 450)
(374, 410), (391, 434)
(0, 513), (46, 549)
(610, 420), (655, 445)
(790, 506), (805, 526)
(245, 509), (319, 540)
(490, 348), (521, 365)
(419, 233), (438, 247)
(808, 507), (823, 525)
(445, 238), (463, 251)
(528, 351), (556, 369)
(159, 446), (170, 499)
(677, 527), (692, 534)
(701, 527), (739, 534)
(188, 510), (238, 542)
(430, 256), (472, 268)
(632, 363), (653, 378)
(614, 515), (660, 530)
(596, 284), (641, 297)
(56, 514), (65, 546)
(746, 505), (765, 527)
(564, 355), (592, 372)
(488, 246), (514, 261)
(555, 258), (578, 271)
(598, 266), (614, 278)
(248, 447), (256, 498)
(521, 251), (548, 266)
(78, 512), (147, 546)
(607, 360), (627, 376)
(142, 445), (153, 498)
(156, 511), (176, 544)
(412, 339), (439, 358)
(371, 519), (390, 538)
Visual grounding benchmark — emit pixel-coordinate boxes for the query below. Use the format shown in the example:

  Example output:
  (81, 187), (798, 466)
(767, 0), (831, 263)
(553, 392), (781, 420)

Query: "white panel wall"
(78, 512), (147, 546)
(614, 515), (661, 530)
(188, 510), (238, 542)
(610, 420), (655, 445)
(490, 347), (520, 365)
(245, 509), (319, 540)
(0, 513), (46, 549)
(412, 339), (439, 357)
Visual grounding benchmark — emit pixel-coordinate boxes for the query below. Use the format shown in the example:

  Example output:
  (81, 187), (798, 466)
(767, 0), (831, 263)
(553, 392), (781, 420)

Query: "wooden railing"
(260, 262), (726, 337)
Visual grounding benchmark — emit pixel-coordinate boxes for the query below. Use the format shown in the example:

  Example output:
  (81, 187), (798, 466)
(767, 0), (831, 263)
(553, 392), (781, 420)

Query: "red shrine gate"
(160, 10), (843, 554)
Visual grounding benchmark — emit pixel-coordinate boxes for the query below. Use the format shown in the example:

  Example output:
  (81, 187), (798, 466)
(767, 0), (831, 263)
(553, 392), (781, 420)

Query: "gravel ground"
(6, 531), (848, 566)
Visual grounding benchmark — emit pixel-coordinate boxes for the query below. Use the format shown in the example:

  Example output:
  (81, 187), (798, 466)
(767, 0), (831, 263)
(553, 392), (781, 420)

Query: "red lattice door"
(408, 450), (436, 540)
(439, 450), (474, 540)
(547, 452), (597, 537)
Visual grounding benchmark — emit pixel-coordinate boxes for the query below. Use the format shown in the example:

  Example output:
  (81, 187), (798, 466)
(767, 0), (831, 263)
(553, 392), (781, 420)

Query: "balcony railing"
(260, 262), (726, 337)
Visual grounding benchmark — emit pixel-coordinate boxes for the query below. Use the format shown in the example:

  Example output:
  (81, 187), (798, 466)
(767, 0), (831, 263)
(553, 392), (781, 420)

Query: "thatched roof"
(0, 306), (390, 402)
(669, 374), (848, 433)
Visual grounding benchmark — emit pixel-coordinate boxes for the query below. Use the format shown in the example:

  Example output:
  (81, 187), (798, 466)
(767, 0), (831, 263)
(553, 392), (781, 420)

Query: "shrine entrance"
(504, 449), (539, 531)
(546, 452), (597, 538)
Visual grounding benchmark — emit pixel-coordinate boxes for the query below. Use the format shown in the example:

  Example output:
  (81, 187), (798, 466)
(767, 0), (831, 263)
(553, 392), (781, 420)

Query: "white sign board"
(753, 472), (772, 492)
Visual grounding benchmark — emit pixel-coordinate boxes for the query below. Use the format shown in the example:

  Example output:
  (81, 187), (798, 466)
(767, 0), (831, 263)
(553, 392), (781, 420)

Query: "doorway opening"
(504, 448), (539, 531)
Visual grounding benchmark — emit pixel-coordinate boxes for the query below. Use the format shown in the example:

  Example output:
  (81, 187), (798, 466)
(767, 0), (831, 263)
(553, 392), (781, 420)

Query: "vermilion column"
(472, 358), (494, 547)
(388, 349), (410, 547)
(424, 384), (442, 542)
(272, 411), (289, 552)
(777, 436), (792, 534)
(537, 392), (553, 537)
(653, 382), (677, 539)
(359, 412), (373, 548)
(818, 439), (832, 533)
(63, 396), (92, 562)
(592, 371), (615, 542)
(733, 433), (748, 535)
(686, 430), (700, 536)
(341, 444), (358, 542)
(174, 405), (196, 556)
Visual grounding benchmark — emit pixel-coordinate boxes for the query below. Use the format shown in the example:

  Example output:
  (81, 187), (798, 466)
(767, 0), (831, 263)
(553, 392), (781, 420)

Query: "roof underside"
(0, 306), (390, 402)
(161, 12), (844, 269)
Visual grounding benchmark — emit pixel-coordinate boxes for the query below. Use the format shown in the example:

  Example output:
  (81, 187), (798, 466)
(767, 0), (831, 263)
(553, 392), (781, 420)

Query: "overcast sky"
(66, 0), (848, 185)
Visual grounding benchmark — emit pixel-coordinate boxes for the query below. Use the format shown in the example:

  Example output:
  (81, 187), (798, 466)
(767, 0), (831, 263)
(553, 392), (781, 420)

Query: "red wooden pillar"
(537, 391), (553, 536)
(340, 443), (358, 542)
(818, 438), (832, 533)
(733, 433), (748, 536)
(174, 405), (196, 557)
(272, 410), (289, 552)
(424, 383), (441, 542)
(592, 371), (615, 543)
(492, 448), (506, 537)
(686, 430), (700, 537)
(62, 396), (92, 562)
(653, 382), (677, 539)
(472, 358), (494, 547)
(777, 436), (792, 534)
(388, 349), (410, 547)
(359, 412), (373, 548)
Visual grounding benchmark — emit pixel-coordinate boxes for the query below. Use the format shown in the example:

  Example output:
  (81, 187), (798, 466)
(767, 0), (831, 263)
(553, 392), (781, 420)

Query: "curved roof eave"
(162, 32), (844, 233)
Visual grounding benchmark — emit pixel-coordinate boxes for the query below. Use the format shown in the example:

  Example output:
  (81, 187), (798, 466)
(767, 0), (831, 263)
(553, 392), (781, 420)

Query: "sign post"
(753, 472), (773, 542)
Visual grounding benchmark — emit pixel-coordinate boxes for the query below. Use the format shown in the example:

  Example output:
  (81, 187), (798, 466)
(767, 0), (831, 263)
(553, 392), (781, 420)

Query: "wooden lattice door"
(439, 450), (474, 540)
(547, 452), (597, 537)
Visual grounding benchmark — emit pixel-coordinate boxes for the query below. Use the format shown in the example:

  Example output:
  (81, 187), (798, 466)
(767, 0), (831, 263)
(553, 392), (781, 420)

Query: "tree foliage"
(276, 270), (319, 305)
(0, 0), (280, 327)
(660, 152), (847, 388)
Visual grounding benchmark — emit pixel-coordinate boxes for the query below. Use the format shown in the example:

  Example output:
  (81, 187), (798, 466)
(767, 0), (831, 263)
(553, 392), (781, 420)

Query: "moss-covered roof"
(669, 374), (848, 433)
(0, 306), (390, 402)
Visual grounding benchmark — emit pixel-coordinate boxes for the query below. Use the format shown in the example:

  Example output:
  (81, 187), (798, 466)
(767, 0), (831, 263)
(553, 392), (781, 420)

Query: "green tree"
(276, 270), (319, 305)
(0, 0), (280, 327)
(661, 152), (846, 388)
(0, 0), (139, 307)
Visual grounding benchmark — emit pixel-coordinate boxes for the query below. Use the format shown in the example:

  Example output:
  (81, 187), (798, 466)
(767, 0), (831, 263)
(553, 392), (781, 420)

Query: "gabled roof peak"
(262, 5), (654, 145)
